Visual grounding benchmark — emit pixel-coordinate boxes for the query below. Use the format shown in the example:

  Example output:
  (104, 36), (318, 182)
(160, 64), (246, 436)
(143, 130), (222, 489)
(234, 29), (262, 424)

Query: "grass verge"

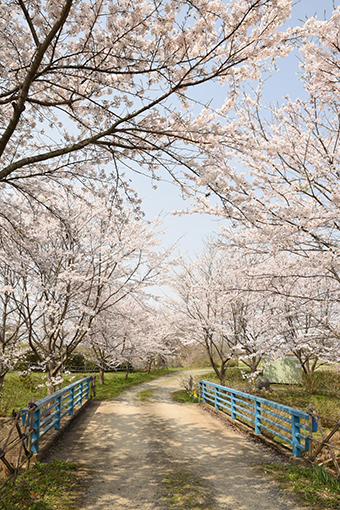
(261, 463), (340, 509)
(0, 460), (88, 510)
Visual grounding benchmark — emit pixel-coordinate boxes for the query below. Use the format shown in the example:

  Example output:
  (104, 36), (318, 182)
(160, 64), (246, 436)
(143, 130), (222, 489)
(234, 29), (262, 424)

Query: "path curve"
(50, 370), (303, 510)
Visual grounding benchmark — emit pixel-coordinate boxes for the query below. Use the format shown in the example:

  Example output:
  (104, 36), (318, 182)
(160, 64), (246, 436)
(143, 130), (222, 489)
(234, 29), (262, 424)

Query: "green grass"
(261, 463), (340, 509)
(136, 388), (154, 401)
(0, 372), (88, 416)
(158, 468), (214, 510)
(0, 460), (87, 510)
(0, 368), (180, 415)
(171, 389), (199, 403)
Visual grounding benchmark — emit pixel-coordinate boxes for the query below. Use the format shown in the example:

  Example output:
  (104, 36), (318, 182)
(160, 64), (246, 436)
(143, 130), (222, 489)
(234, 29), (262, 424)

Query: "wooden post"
(79, 381), (83, 406)
(69, 387), (75, 416)
(201, 381), (206, 403)
(85, 378), (90, 400)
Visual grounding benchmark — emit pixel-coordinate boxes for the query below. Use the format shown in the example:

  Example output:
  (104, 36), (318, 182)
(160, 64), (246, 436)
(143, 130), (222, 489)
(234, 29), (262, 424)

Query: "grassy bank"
(0, 368), (181, 416)
(0, 460), (88, 510)
(260, 463), (340, 509)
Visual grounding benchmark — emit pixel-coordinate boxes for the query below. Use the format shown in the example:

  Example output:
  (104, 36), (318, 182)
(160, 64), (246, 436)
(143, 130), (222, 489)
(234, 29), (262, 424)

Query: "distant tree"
(170, 244), (239, 384)
(88, 299), (176, 383)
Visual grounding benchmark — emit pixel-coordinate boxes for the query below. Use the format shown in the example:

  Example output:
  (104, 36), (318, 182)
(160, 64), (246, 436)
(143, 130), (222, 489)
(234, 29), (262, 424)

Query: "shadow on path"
(47, 371), (302, 510)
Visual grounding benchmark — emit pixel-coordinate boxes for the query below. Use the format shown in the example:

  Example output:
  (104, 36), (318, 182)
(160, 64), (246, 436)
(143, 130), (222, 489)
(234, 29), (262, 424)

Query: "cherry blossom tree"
(0, 264), (27, 391)
(187, 7), (340, 376)
(170, 240), (277, 383)
(0, 0), (292, 210)
(0, 186), (169, 391)
(252, 254), (340, 389)
(88, 298), (176, 383)
(170, 245), (233, 384)
(212, 7), (340, 266)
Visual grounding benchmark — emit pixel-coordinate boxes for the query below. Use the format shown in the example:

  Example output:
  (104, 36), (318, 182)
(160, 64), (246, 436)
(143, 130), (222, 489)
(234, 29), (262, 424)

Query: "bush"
(227, 359), (239, 368)
(14, 351), (41, 371)
(302, 369), (340, 396)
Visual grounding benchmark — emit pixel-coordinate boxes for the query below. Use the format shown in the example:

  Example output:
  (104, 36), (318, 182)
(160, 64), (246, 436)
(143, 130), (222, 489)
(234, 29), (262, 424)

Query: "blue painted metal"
(69, 387), (75, 416)
(255, 401), (261, 434)
(22, 376), (93, 454)
(199, 380), (317, 458)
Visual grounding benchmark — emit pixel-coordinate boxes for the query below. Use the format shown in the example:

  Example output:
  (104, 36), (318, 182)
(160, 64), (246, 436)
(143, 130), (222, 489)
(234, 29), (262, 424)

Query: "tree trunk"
(99, 367), (105, 385)
(47, 359), (56, 394)
(0, 371), (6, 394)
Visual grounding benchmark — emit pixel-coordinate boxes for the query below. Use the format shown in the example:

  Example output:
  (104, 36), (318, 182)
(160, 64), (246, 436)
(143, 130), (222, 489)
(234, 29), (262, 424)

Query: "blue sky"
(132, 0), (338, 263)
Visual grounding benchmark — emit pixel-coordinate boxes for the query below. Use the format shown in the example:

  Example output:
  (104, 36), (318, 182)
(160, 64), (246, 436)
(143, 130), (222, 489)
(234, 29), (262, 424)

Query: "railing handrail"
(199, 379), (317, 457)
(23, 376), (92, 411)
(21, 375), (95, 454)
(200, 380), (309, 419)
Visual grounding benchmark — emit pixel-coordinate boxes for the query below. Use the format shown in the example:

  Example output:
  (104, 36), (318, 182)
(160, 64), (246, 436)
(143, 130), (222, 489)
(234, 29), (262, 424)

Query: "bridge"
(42, 369), (301, 510)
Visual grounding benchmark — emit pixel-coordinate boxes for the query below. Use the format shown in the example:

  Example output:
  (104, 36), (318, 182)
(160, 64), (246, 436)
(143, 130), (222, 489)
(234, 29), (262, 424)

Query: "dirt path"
(50, 370), (304, 510)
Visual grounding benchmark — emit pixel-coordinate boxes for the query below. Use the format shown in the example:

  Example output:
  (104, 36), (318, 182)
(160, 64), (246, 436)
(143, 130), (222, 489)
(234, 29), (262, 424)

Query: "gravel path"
(50, 370), (304, 509)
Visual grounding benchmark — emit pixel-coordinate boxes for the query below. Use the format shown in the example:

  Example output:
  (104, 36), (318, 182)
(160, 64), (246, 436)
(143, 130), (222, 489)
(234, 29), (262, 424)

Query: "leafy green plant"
(312, 465), (340, 491)
(0, 460), (87, 510)
(261, 463), (340, 509)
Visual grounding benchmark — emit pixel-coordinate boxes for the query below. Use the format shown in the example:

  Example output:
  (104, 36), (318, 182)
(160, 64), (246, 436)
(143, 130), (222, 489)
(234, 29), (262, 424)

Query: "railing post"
(91, 374), (96, 398)
(255, 400), (261, 434)
(30, 407), (41, 454)
(69, 387), (75, 416)
(231, 391), (236, 419)
(308, 403), (313, 459)
(25, 401), (37, 461)
(55, 396), (61, 430)
(85, 378), (90, 399)
(292, 413), (301, 457)
(79, 381), (83, 406)
(215, 386), (219, 410)
(201, 382), (206, 403)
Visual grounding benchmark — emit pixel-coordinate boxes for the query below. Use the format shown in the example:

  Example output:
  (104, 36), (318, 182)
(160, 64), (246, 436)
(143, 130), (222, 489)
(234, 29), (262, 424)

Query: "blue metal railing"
(199, 380), (317, 457)
(22, 375), (95, 454)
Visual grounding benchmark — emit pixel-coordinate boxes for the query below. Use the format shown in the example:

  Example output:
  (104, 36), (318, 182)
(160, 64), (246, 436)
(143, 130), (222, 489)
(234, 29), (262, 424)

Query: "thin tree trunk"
(99, 367), (105, 385)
